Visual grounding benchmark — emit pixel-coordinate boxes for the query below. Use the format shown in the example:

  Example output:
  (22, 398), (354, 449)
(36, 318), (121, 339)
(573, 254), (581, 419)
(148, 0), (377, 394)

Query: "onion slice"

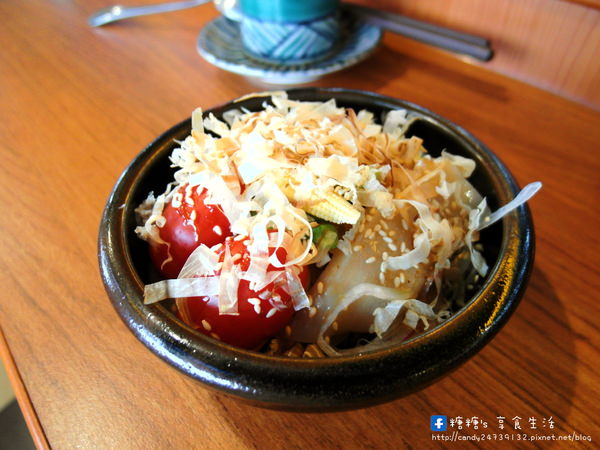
(144, 277), (219, 305)
(477, 181), (542, 231)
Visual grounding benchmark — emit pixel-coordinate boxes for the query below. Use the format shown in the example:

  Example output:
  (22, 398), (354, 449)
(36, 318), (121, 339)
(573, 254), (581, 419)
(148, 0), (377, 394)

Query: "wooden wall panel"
(354, 0), (600, 110)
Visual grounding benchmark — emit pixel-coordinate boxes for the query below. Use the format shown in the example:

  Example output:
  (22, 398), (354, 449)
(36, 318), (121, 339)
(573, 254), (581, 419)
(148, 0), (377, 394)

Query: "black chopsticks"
(343, 4), (493, 62)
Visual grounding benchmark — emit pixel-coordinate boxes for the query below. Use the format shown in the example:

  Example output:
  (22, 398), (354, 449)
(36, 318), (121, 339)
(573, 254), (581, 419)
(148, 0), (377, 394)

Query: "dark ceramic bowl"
(98, 88), (534, 411)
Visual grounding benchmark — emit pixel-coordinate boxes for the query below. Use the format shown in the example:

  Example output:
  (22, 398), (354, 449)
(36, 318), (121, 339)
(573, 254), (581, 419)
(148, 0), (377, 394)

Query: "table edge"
(0, 327), (50, 450)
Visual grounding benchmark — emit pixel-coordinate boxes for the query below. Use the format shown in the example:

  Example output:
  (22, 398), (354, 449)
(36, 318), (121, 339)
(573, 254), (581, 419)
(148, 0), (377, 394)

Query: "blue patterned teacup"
(237, 0), (340, 65)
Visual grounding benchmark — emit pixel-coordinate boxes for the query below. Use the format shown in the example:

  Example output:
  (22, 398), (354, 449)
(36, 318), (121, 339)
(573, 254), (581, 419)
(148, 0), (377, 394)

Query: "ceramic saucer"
(197, 13), (382, 84)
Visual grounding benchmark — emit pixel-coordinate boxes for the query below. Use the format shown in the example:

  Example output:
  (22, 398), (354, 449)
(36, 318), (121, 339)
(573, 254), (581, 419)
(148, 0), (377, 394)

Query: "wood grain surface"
(353, 0), (600, 110)
(1, 0), (599, 448)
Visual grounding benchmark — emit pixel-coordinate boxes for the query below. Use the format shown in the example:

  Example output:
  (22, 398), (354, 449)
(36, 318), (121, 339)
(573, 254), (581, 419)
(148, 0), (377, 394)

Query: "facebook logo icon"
(430, 415), (447, 431)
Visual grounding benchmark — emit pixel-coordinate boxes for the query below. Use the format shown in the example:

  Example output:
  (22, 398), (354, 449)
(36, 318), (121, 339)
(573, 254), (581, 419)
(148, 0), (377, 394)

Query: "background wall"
(352, 0), (600, 110)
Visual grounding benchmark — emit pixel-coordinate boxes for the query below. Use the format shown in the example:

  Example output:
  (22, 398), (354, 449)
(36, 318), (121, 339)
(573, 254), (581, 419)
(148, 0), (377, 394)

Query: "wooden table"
(1, 1), (599, 448)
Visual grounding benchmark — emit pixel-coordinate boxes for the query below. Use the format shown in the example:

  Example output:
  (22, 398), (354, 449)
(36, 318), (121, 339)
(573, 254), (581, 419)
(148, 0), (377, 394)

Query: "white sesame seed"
(381, 220), (389, 230)
(402, 220), (409, 230)
(270, 294), (284, 308)
(394, 276), (401, 287)
(353, 245), (363, 252)
(401, 242), (407, 252)
(266, 308), (277, 318)
(382, 252), (389, 260)
(388, 230), (396, 237)
(400, 272), (406, 283)
(374, 224), (382, 232)
(378, 229), (388, 237)
(201, 320), (211, 331)
(366, 257), (376, 264)
(382, 236), (393, 243)
(388, 243), (398, 252)
(213, 225), (223, 236)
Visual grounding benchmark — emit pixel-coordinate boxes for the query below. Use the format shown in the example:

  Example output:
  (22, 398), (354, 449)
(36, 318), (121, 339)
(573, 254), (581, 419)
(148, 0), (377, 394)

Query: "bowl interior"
(100, 88), (533, 411)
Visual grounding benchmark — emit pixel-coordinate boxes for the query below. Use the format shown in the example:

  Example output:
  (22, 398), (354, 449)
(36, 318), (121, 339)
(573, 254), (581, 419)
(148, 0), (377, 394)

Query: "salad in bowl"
(99, 88), (537, 409)
(133, 91), (539, 357)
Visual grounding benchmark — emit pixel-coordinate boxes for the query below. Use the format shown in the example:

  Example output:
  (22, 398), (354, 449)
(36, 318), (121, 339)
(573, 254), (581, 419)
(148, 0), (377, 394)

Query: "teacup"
(235, 0), (341, 65)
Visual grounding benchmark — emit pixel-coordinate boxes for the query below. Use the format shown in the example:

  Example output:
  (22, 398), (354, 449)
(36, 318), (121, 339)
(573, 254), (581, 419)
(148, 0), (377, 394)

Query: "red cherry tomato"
(297, 263), (310, 290)
(150, 184), (231, 279)
(177, 236), (307, 349)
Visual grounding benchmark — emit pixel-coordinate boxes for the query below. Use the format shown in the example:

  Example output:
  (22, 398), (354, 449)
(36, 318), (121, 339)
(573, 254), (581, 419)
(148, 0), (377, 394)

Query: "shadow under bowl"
(98, 88), (534, 411)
